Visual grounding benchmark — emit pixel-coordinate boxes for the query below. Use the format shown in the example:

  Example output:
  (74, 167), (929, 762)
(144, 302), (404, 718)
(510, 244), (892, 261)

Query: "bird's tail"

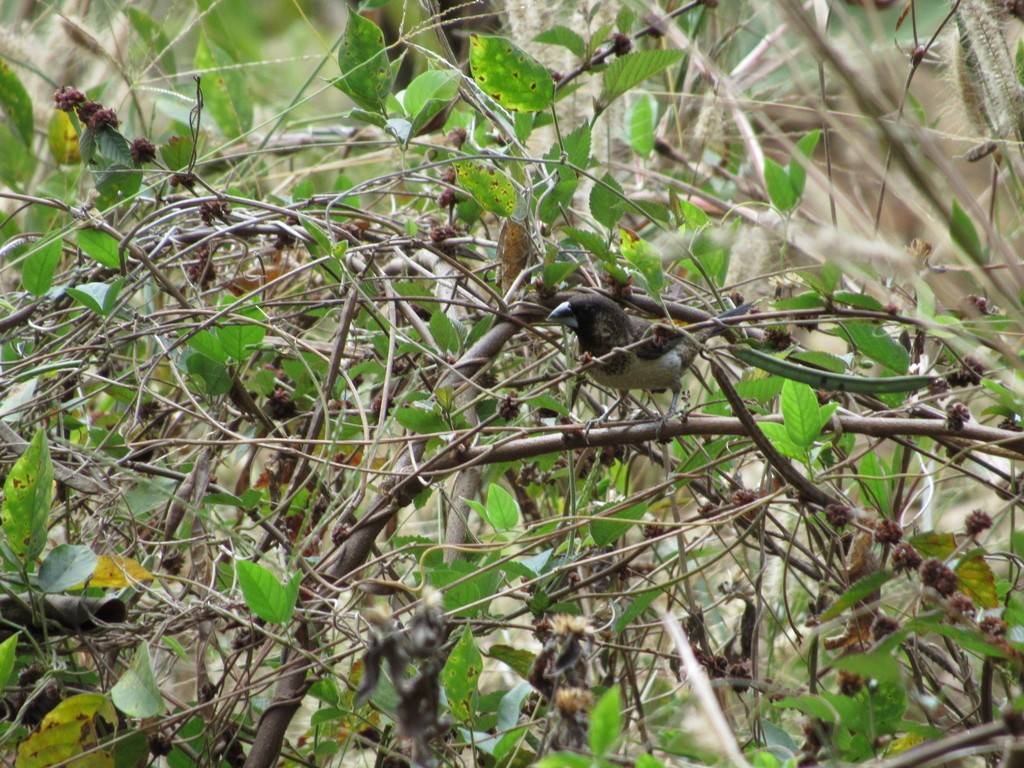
(705, 302), (755, 338)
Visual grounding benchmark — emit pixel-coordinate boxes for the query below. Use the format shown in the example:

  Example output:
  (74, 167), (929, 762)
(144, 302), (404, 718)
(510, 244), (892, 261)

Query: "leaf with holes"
(455, 160), (516, 216)
(336, 13), (393, 114)
(15, 693), (117, 768)
(2, 429), (53, 564)
(470, 35), (554, 112)
(442, 626), (482, 722)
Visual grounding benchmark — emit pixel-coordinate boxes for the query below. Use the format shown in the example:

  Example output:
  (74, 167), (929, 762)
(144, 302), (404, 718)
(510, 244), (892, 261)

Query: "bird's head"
(547, 295), (632, 354)
(547, 294), (627, 330)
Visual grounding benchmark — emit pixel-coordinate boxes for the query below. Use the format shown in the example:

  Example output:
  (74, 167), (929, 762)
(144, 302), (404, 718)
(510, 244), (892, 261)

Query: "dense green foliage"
(1, 1), (1024, 766)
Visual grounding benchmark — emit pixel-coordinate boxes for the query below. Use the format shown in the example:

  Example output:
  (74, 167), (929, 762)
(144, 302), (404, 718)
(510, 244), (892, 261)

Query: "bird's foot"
(584, 406), (614, 441)
(655, 412), (678, 442)
(655, 391), (690, 440)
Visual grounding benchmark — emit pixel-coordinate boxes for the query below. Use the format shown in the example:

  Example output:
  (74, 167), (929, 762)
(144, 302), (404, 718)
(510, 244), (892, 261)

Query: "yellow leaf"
(89, 555), (154, 588)
(886, 732), (925, 755)
(48, 111), (81, 165)
(16, 693), (115, 768)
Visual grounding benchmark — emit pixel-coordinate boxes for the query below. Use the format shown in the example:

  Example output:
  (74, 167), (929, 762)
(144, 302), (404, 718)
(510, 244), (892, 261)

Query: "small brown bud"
(920, 559), (958, 597)
(965, 509), (992, 537)
(873, 519), (902, 545)
(892, 543), (923, 573)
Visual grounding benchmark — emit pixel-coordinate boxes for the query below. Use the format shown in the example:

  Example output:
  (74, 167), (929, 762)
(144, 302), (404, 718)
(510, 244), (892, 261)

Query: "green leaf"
(773, 292), (827, 311)
(590, 173), (626, 230)
(216, 320), (266, 360)
(551, 123), (593, 169)
(857, 450), (890, 512)
(533, 26), (586, 59)
(77, 229), (121, 269)
(907, 531), (957, 560)
(614, 587), (662, 633)
(676, 199), (710, 228)
(0, 634), (18, 691)
(910, 619), (1011, 659)
(93, 125), (134, 167)
(182, 350), (232, 395)
(602, 49), (685, 99)
(626, 94), (656, 157)
(832, 291), (884, 311)
(781, 379), (822, 448)
(112, 729), (150, 768)
(620, 229), (664, 295)
(236, 561), (298, 624)
(956, 554), (998, 609)
(535, 754), (592, 768)
(764, 157), (797, 212)
(832, 650), (900, 685)
(758, 422), (806, 461)
(442, 625), (482, 722)
(486, 644), (536, 678)
(394, 405), (449, 434)
(841, 321), (910, 374)
(735, 374), (784, 403)
(1017, 39), (1024, 86)
(401, 69), (459, 131)
(429, 310), (465, 354)
(384, 117), (412, 147)
(495, 681), (533, 736)
(820, 571), (891, 621)
(94, 164), (143, 209)
(589, 685), (621, 756)
(401, 68), (459, 114)
(111, 642), (165, 717)
(196, 34), (253, 137)
(789, 129), (821, 197)
(187, 330), (227, 363)
(591, 503), (645, 547)
(455, 160), (516, 216)
(540, 261), (579, 288)
(0, 59), (34, 147)
(125, 8), (176, 73)
(37, 545), (98, 592)
(22, 239), (63, 296)
(483, 483), (519, 531)
(66, 278), (124, 316)
(2, 430), (53, 563)
(470, 35), (554, 112)
(637, 754), (666, 768)
(336, 13), (393, 114)
(160, 135), (194, 171)
(562, 226), (610, 261)
(950, 199), (984, 263)
(0, 123), (33, 185)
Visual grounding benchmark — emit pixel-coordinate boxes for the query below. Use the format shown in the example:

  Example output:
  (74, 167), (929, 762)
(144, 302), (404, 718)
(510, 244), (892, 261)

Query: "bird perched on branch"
(547, 294), (753, 423)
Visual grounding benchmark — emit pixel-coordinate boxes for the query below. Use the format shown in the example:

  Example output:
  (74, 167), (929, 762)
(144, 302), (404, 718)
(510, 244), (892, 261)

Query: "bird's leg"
(656, 386), (690, 440)
(584, 394), (627, 440)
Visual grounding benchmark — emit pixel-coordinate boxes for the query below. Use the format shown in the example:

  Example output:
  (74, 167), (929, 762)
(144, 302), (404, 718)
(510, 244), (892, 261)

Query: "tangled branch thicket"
(2, 0), (1024, 766)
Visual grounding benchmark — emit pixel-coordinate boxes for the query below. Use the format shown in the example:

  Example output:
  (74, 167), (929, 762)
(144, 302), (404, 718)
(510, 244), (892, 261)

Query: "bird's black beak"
(547, 301), (578, 330)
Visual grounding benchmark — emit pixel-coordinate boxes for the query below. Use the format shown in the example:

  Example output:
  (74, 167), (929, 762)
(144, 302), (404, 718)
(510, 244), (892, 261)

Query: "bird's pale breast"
(589, 347), (683, 391)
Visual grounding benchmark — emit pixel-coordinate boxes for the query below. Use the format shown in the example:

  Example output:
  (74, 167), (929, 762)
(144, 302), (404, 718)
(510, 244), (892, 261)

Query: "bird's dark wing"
(633, 332), (687, 360)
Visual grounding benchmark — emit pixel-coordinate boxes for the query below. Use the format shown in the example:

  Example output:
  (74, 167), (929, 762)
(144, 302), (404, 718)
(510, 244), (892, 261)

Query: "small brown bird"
(548, 294), (753, 421)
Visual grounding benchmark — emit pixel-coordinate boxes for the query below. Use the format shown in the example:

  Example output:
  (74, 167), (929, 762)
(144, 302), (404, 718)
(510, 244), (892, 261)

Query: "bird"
(547, 294), (753, 425)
